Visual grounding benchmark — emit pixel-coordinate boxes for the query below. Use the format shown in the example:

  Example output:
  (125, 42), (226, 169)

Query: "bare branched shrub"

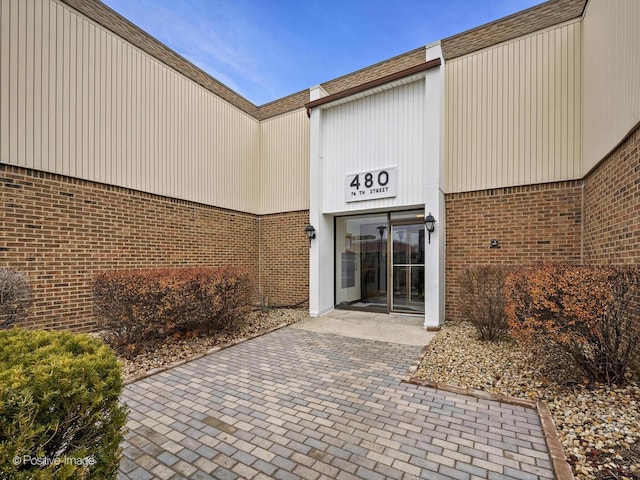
(0, 268), (32, 329)
(506, 264), (640, 386)
(93, 267), (253, 357)
(459, 265), (508, 341)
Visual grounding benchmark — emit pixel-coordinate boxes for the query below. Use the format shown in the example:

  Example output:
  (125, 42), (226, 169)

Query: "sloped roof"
(62, 0), (588, 120)
(61, 0), (260, 118)
(441, 0), (587, 60)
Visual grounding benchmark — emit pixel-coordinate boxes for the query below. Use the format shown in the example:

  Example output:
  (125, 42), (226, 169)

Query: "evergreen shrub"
(0, 329), (127, 479)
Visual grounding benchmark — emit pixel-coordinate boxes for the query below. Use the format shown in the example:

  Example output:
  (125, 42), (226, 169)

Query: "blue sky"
(101, 0), (546, 105)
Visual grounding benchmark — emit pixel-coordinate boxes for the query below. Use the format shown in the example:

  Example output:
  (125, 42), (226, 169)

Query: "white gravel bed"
(414, 321), (640, 480)
(117, 308), (307, 379)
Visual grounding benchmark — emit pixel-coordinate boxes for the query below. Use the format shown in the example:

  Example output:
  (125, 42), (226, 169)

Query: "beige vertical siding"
(0, 0), (260, 213)
(583, 0), (640, 173)
(259, 109), (309, 214)
(445, 20), (582, 193)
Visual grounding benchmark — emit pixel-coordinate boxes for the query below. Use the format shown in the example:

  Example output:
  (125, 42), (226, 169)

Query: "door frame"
(388, 219), (426, 314)
(333, 210), (426, 315)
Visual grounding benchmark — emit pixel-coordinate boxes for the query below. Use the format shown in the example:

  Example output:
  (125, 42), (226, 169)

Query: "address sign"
(345, 167), (397, 203)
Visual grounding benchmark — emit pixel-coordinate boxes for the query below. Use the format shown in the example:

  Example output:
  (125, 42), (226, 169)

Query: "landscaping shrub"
(93, 267), (253, 356)
(505, 264), (640, 385)
(0, 329), (127, 479)
(0, 267), (32, 329)
(459, 265), (509, 341)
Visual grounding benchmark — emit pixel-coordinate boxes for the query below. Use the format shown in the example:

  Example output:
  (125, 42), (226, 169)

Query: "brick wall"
(584, 125), (640, 263)
(258, 211), (310, 308)
(0, 164), (260, 332)
(583, 124), (640, 369)
(4, 125), (637, 332)
(444, 181), (583, 321)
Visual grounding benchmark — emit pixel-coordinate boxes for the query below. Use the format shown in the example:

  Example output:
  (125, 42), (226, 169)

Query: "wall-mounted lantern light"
(304, 224), (316, 247)
(424, 212), (436, 244)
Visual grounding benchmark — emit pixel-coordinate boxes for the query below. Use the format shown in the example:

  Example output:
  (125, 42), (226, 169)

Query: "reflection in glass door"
(391, 224), (425, 313)
(334, 214), (388, 311)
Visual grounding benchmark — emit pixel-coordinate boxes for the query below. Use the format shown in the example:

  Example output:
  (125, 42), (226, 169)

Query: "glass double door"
(334, 211), (425, 314)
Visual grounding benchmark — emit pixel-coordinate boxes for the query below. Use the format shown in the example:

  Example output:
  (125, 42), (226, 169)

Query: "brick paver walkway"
(118, 328), (555, 480)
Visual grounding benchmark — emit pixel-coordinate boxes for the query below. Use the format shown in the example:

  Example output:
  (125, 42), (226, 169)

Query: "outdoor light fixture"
(304, 224), (316, 247)
(424, 212), (436, 244)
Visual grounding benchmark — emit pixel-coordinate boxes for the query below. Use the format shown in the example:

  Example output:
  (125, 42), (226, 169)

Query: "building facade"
(0, 0), (638, 331)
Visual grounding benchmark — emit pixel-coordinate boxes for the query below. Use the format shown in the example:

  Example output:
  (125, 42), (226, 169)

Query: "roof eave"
(304, 58), (441, 117)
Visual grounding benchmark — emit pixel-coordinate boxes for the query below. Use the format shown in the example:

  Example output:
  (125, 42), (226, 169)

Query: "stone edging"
(123, 322), (292, 385)
(401, 344), (575, 480)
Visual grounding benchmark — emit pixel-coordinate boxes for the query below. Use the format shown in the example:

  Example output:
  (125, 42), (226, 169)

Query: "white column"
(423, 43), (445, 328)
(308, 86), (334, 316)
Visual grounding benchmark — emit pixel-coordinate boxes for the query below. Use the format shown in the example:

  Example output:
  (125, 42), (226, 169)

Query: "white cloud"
(105, 0), (287, 103)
